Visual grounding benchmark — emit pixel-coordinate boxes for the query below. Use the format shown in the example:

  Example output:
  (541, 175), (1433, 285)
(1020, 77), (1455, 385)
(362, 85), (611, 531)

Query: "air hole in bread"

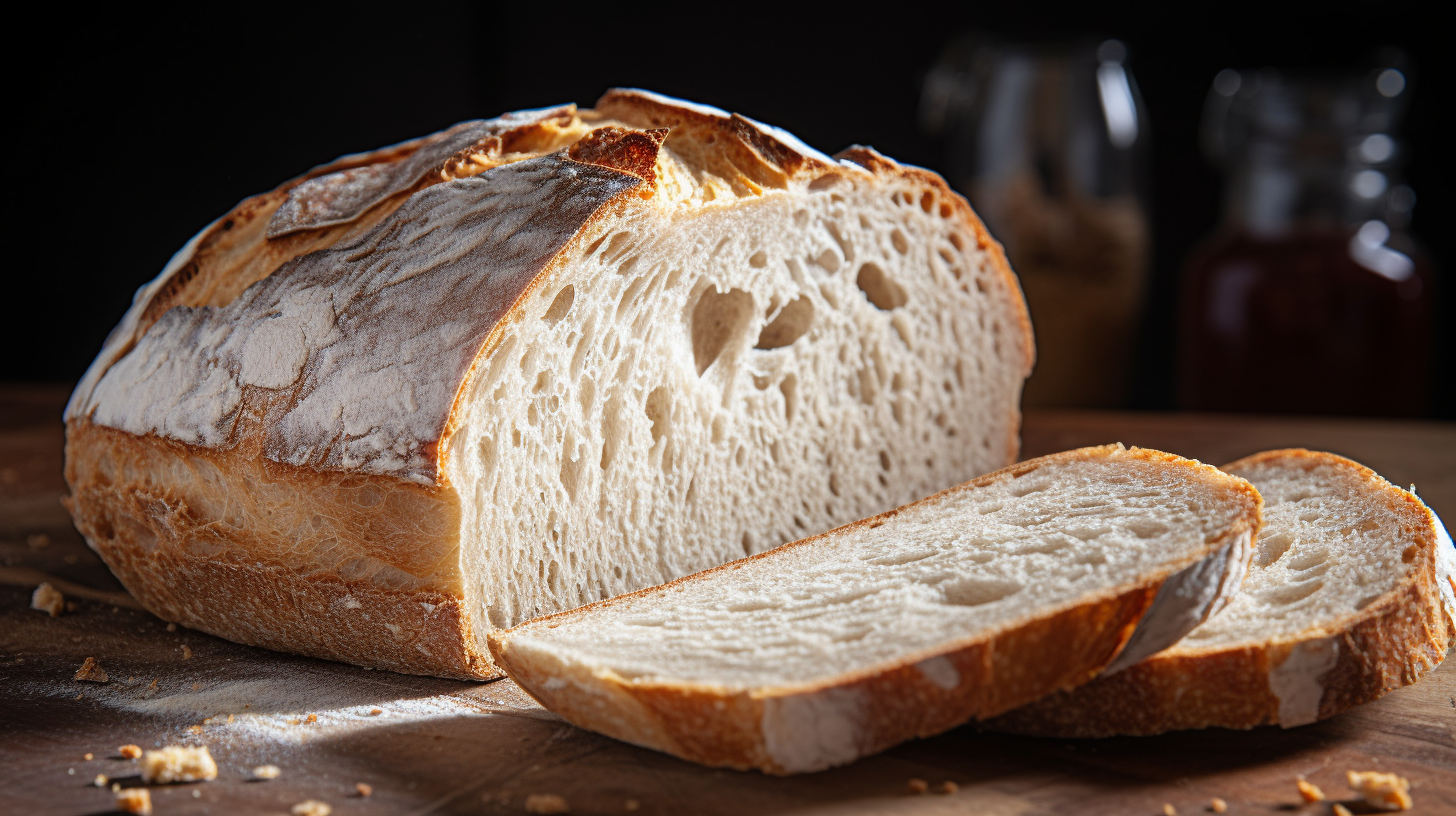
(813, 249), (841, 273)
(941, 577), (1022, 607)
(1254, 531), (1294, 567)
(1260, 579), (1323, 606)
(755, 298), (814, 349)
(857, 263), (908, 310)
(891, 229), (909, 254)
(1286, 548), (1328, 572)
(779, 375), (798, 421)
(1124, 519), (1170, 539)
(1401, 543), (1419, 563)
(740, 532), (753, 555)
(691, 285), (754, 376)
(749, 251), (768, 268)
(808, 174), (841, 192)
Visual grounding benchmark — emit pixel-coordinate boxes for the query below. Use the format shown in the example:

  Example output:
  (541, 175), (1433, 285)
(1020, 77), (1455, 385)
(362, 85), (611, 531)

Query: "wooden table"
(3, 384), (1453, 815)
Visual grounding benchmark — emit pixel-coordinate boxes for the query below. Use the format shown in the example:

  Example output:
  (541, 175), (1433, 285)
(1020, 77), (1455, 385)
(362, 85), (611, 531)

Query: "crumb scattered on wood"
(1347, 770), (1412, 811)
(27, 533), (51, 550)
(1296, 778), (1325, 803)
(94, 774), (108, 787)
(307, 713), (318, 723)
(525, 793), (570, 814)
(1210, 797), (1227, 813)
(1333, 805), (1353, 816)
(253, 765), (281, 780)
(115, 787), (152, 815)
(141, 745), (218, 784)
(1163, 804), (1177, 815)
(119, 745), (143, 760)
(356, 782), (373, 797)
(188, 725), (203, 735)
(936, 781), (958, 795)
(624, 800), (640, 812)
(31, 583), (64, 616)
(907, 778), (929, 794)
(141, 679), (159, 698)
(74, 657), (109, 683)
(369, 708), (383, 716)
(227, 714), (235, 724)
(181, 645), (193, 660)
(288, 718), (301, 725)
(291, 800), (332, 816)
(166, 623), (176, 632)
(84, 753), (94, 761)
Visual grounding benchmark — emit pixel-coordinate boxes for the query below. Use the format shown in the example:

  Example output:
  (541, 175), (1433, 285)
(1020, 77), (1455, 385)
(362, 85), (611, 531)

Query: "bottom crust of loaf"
(64, 418), (492, 680)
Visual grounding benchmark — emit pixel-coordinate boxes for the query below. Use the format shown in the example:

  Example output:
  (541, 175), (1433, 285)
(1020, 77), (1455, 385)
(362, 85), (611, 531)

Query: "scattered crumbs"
(141, 745), (218, 784)
(95, 774), (109, 787)
(1296, 778), (1325, 803)
(66, 601), (78, 612)
(27, 533), (51, 550)
(1163, 805), (1177, 816)
(119, 745), (143, 760)
(1347, 770), (1412, 811)
(253, 765), (282, 780)
(74, 657), (109, 683)
(288, 718), (301, 726)
(31, 582), (64, 616)
(75, 693), (84, 700)
(68, 768), (75, 775)
(1210, 797), (1227, 813)
(64, 554), (79, 565)
(1, 466), (17, 485)
(307, 713), (318, 723)
(142, 679), (159, 698)
(193, 790), (202, 798)
(624, 800), (640, 812)
(227, 714), (235, 724)
(936, 781), (958, 795)
(188, 725), (203, 735)
(115, 787), (152, 815)
(166, 623), (177, 632)
(1333, 805), (1353, 816)
(907, 778), (928, 794)
(369, 708), (383, 716)
(356, 782), (373, 797)
(291, 800), (332, 816)
(202, 718), (213, 726)
(181, 645), (193, 660)
(84, 753), (94, 761)
(525, 793), (570, 814)
(191, 683), (200, 691)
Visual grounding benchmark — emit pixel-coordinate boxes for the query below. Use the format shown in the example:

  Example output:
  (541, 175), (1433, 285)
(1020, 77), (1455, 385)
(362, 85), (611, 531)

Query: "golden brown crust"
(989, 449), (1453, 737)
(489, 445), (1261, 773)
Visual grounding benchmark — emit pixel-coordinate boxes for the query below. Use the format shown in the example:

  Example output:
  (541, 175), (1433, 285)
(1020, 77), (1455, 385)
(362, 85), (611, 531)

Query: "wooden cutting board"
(3, 385), (1453, 815)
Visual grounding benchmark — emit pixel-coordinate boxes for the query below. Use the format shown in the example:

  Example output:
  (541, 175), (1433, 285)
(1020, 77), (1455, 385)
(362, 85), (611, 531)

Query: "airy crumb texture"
(252, 765), (281, 780)
(1210, 797), (1228, 813)
(291, 801), (332, 816)
(524, 793), (571, 814)
(31, 582), (64, 616)
(1347, 770), (1413, 811)
(74, 657), (109, 683)
(356, 783), (373, 797)
(1297, 777), (1325, 802)
(141, 745), (218, 784)
(114, 787), (152, 815)
(118, 744), (143, 759)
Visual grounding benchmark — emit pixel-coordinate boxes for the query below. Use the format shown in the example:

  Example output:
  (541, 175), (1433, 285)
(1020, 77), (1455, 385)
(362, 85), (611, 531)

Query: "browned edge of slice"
(488, 445), (1262, 773)
(987, 448), (1453, 738)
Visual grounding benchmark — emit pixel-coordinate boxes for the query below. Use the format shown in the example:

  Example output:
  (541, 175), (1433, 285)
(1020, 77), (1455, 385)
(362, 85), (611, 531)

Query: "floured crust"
(989, 449), (1454, 737)
(488, 445), (1261, 773)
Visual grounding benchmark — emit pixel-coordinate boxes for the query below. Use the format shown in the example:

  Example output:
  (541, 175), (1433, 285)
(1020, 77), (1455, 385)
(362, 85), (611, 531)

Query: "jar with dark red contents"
(1179, 62), (1433, 416)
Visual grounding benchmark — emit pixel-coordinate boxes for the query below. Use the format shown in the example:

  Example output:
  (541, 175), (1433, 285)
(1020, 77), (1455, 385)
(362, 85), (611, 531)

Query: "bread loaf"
(991, 449), (1456, 737)
(62, 90), (1034, 678)
(488, 445), (1262, 773)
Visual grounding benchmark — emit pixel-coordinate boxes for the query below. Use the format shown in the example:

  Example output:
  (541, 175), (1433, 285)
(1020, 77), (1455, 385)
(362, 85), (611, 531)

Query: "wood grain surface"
(3, 385), (1453, 815)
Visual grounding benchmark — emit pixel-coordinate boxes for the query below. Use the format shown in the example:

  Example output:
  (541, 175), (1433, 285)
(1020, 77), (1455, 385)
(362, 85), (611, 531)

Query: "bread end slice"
(489, 444), (1261, 773)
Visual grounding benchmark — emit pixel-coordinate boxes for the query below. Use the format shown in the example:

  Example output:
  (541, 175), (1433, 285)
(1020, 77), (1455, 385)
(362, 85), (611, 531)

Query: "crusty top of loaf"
(67, 90), (1030, 485)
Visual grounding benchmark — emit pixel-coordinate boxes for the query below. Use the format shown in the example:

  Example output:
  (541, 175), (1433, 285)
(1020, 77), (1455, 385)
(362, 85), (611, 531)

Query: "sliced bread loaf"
(991, 449), (1456, 737)
(487, 445), (1261, 774)
(62, 90), (1034, 678)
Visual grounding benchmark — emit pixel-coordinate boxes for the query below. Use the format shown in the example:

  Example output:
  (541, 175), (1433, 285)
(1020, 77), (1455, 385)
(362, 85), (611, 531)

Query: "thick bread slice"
(991, 449), (1456, 737)
(487, 445), (1261, 774)
(62, 90), (1034, 679)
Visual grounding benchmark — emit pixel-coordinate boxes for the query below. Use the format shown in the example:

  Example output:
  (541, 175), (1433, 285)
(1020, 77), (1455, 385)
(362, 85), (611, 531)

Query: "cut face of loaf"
(487, 445), (1262, 774)
(991, 449), (1456, 737)
(62, 90), (1034, 678)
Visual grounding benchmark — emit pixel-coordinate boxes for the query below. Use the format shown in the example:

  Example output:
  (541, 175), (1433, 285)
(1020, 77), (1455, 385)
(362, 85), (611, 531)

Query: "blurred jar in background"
(1181, 61), (1433, 415)
(923, 37), (1151, 408)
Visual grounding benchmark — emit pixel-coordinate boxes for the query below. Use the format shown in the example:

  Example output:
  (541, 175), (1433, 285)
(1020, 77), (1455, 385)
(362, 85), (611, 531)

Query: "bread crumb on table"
(1332, 805), (1353, 816)
(119, 745), (143, 760)
(181, 645), (193, 660)
(936, 781), (958, 795)
(1163, 804), (1177, 815)
(253, 765), (281, 780)
(307, 713), (318, 723)
(141, 745), (218, 784)
(31, 583), (64, 616)
(74, 657), (109, 683)
(94, 774), (108, 787)
(1347, 770), (1412, 811)
(291, 800), (332, 816)
(27, 533), (51, 549)
(83, 753), (94, 761)
(369, 708), (383, 716)
(115, 787), (152, 815)
(1296, 778), (1325, 803)
(624, 800), (640, 812)
(356, 782), (373, 797)
(907, 778), (929, 794)
(1210, 797), (1227, 813)
(166, 623), (176, 632)
(525, 793), (571, 813)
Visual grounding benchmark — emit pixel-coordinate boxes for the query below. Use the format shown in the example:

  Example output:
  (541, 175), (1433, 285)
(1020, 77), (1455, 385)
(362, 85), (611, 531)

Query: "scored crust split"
(63, 90), (1034, 678)
(990, 449), (1456, 737)
(489, 445), (1262, 774)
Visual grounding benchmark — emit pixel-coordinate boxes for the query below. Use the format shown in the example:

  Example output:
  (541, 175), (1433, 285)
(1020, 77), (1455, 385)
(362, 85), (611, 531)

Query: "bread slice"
(990, 449), (1456, 737)
(62, 90), (1034, 679)
(487, 445), (1261, 774)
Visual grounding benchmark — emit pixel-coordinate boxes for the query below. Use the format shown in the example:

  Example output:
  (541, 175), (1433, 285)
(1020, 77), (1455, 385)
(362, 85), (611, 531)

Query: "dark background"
(12, 4), (1452, 417)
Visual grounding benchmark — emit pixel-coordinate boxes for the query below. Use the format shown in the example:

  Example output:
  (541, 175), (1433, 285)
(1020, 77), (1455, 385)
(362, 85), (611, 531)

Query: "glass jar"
(1179, 63), (1433, 416)
(922, 37), (1152, 408)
